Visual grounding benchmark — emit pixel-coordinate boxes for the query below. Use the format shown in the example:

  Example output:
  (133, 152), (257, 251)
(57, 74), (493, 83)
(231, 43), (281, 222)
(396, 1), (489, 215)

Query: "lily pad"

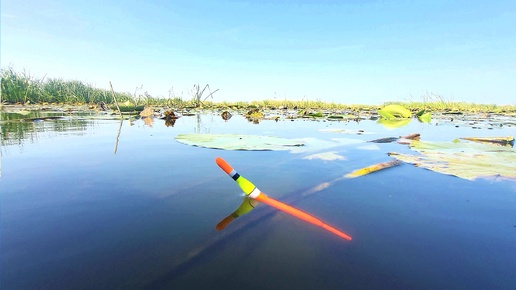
(175, 134), (304, 151)
(307, 112), (324, 118)
(112, 101), (145, 113)
(377, 104), (412, 119)
(377, 118), (411, 129)
(417, 112), (432, 123)
(328, 114), (356, 119)
(389, 139), (516, 180)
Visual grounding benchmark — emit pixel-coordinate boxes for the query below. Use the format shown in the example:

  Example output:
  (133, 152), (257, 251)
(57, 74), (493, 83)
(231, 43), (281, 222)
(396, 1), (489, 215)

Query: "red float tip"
(216, 157), (233, 175)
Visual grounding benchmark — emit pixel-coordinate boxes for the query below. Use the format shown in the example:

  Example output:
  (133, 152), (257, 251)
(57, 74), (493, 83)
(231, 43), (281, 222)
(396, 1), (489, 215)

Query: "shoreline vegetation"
(1, 67), (515, 114)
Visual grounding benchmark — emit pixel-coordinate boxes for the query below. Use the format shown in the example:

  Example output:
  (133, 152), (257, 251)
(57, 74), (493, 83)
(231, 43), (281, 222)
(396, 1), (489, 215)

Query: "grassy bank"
(2, 67), (515, 113)
(1, 67), (132, 104)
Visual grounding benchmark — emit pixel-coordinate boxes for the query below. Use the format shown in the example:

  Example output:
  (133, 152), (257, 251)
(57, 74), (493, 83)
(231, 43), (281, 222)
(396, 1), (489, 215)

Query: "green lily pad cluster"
(376, 105), (432, 128)
(111, 101), (145, 113)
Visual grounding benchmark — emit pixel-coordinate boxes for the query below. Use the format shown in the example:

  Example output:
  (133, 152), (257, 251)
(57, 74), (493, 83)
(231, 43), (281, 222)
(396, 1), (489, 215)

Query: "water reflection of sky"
(1, 112), (515, 290)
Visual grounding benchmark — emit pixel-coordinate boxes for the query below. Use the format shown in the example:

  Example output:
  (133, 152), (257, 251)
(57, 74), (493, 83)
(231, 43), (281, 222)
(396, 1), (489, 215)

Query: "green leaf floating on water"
(377, 104), (412, 119)
(377, 118), (411, 129)
(390, 139), (516, 180)
(416, 110), (432, 123)
(175, 134), (304, 151)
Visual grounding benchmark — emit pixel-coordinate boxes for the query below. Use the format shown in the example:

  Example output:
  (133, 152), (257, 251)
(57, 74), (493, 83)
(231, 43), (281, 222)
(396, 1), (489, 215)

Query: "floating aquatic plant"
(416, 109), (432, 123)
(175, 134), (304, 151)
(377, 104), (412, 119)
(245, 108), (264, 123)
(389, 139), (516, 181)
(376, 118), (411, 129)
(113, 101), (145, 113)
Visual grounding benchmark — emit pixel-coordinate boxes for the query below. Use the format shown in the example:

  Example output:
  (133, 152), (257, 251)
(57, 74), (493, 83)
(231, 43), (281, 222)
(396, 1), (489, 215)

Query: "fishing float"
(215, 157), (352, 241)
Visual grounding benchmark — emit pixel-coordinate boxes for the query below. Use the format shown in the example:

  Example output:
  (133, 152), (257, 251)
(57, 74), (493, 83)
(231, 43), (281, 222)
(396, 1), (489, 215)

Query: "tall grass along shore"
(1, 67), (515, 113)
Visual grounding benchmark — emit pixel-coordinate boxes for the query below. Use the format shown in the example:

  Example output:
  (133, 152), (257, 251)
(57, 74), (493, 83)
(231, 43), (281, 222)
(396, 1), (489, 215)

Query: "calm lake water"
(1, 110), (515, 289)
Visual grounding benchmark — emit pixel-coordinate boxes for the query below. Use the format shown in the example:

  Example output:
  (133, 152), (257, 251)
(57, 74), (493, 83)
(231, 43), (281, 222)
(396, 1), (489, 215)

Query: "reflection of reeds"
(0, 112), (91, 147)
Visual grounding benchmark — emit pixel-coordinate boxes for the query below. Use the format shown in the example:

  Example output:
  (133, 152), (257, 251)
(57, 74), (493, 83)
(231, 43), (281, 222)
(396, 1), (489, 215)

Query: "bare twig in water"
(109, 81), (122, 118)
(191, 83), (219, 107)
(345, 159), (402, 178)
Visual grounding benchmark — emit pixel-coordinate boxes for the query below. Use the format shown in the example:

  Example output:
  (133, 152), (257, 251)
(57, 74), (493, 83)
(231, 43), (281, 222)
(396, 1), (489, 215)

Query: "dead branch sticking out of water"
(109, 81), (122, 118)
(191, 83), (219, 107)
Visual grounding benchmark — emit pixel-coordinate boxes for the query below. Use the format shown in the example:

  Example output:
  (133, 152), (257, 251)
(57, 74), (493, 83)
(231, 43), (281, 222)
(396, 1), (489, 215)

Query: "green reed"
(2, 67), (514, 114)
(1, 67), (132, 104)
(1, 67), (42, 103)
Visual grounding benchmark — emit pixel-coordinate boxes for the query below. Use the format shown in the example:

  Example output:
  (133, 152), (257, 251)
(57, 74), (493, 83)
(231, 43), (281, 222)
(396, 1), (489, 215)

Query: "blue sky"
(2, 0), (515, 104)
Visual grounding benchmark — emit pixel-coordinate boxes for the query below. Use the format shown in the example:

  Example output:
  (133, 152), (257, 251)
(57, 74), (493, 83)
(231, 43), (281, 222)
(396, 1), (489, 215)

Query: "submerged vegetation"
(2, 67), (515, 114)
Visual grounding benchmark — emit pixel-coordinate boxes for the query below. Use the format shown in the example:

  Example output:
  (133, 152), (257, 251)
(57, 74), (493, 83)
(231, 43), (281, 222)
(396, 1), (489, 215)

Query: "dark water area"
(1, 111), (515, 289)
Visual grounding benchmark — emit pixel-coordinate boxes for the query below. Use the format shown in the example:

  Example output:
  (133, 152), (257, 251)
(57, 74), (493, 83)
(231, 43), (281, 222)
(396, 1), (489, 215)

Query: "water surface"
(1, 112), (515, 289)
